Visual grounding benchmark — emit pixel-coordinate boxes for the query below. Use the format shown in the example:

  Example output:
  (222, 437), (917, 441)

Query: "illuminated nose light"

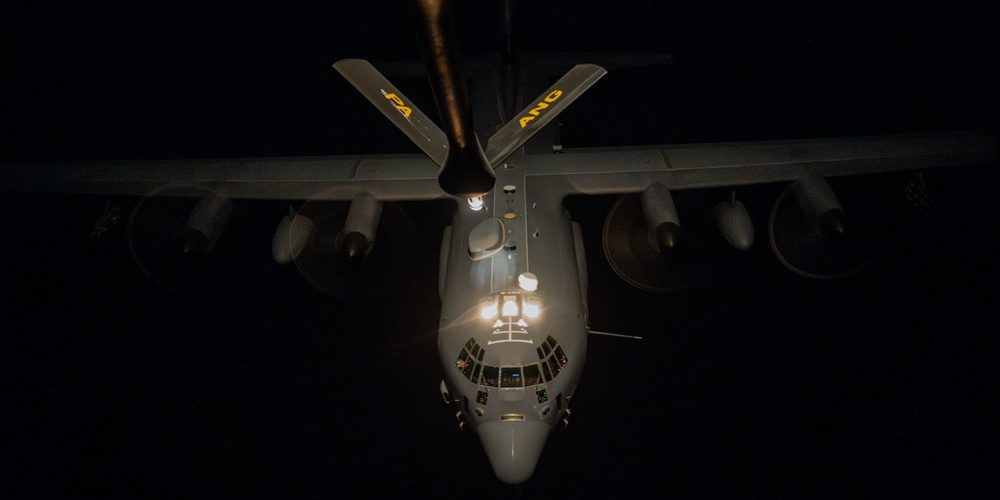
(480, 302), (498, 320)
(522, 301), (540, 319)
(518, 272), (538, 291)
(501, 296), (518, 317)
(468, 196), (485, 211)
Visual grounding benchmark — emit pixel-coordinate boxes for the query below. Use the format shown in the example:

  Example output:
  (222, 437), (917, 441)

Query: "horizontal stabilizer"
(333, 59), (449, 167)
(485, 64), (606, 167)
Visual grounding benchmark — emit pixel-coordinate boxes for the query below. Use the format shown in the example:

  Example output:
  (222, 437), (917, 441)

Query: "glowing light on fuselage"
(480, 302), (498, 320)
(518, 272), (538, 291)
(522, 301), (540, 319)
(468, 196), (485, 211)
(501, 296), (518, 317)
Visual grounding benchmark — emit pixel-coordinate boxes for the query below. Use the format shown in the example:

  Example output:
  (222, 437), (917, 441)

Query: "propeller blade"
(289, 195), (417, 299)
(603, 193), (728, 291)
(127, 186), (252, 298)
(769, 177), (897, 279)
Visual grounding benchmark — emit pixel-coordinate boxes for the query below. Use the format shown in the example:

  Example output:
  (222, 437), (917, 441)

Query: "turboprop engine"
(640, 183), (680, 251)
(336, 193), (382, 263)
(176, 192), (234, 255)
(769, 171), (894, 279)
(272, 191), (414, 298)
(792, 170), (846, 239)
(128, 188), (245, 297)
(603, 184), (731, 291)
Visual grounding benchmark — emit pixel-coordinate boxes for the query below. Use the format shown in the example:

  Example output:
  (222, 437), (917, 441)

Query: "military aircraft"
(3, 0), (998, 492)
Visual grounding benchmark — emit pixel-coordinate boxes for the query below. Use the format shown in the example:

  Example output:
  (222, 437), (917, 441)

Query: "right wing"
(512, 132), (999, 200)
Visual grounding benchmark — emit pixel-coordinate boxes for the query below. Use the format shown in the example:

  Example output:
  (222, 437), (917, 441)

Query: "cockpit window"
(554, 346), (567, 366)
(541, 360), (552, 381)
(482, 365), (499, 387)
(523, 364), (541, 385)
(456, 336), (568, 388)
(500, 366), (523, 388)
(547, 355), (561, 376)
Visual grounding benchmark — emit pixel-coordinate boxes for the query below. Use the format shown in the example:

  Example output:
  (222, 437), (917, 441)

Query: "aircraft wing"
(0, 154), (445, 201)
(2, 58), (994, 204)
(513, 132), (999, 199)
(2, 131), (995, 201)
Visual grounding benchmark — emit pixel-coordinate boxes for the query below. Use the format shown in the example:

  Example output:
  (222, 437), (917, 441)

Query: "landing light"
(482, 294), (541, 321)
(522, 301), (540, 319)
(501, 296), (518, 317)
(468, 196), (485, 211)
(480, 301), (498, 320)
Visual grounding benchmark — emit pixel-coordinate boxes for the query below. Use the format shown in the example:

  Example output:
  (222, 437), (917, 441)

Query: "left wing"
(0, 154), (444, 201)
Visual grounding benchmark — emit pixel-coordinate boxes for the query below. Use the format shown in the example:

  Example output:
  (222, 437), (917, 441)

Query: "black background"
(3, 1), (999, 496)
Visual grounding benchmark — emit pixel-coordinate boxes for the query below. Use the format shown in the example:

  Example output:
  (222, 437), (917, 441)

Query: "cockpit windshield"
(456, 336), (568, 389)
(500, 367), (521, 387)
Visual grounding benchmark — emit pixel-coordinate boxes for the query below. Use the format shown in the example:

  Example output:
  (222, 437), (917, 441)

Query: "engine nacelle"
(793, 171), (845, 237)
(178, 193), (234, 254)
(640, 183), (680, 250)
(336, 192), (383, 262)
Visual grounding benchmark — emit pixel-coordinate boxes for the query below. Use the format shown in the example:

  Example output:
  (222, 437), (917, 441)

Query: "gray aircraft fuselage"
(435, 57), (591, 481)
(437, 151), (589, 484)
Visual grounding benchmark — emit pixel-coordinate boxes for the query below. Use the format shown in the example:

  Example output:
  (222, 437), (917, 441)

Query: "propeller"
(127, 186), (250, 298)
(768, 174), (899, 279)
(285, 194), (418, 300)
(602, 192), (729, 292)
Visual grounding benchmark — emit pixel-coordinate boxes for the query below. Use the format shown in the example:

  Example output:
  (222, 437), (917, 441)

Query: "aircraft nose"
(478, 420), (550, 485)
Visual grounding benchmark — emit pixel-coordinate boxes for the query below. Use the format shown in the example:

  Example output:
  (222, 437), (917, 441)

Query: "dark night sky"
(3, 1), (999, 496)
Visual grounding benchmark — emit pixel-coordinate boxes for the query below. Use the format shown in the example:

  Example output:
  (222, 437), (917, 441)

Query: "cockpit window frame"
(456, 335), (568, 389)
